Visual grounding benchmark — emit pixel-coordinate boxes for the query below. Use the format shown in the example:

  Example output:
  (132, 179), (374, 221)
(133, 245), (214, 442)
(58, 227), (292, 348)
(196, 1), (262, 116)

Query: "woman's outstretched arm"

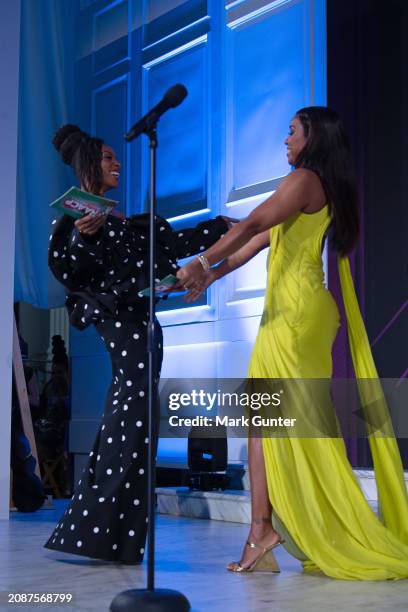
(183, 229), (270, 302)
(177, 169), (313, 290)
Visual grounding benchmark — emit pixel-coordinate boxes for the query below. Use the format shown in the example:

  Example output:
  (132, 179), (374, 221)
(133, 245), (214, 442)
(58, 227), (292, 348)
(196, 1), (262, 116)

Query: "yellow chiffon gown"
(248, 206), (408, 580)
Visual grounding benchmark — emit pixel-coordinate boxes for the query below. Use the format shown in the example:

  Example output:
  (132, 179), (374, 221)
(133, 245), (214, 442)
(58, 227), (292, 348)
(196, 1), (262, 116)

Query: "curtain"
(14, 0), (78, 307)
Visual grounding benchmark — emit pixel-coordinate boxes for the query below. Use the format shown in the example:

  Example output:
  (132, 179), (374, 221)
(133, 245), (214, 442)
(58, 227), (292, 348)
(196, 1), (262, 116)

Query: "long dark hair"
(52, 125), (104, 195)
(294, 106), (359, 256)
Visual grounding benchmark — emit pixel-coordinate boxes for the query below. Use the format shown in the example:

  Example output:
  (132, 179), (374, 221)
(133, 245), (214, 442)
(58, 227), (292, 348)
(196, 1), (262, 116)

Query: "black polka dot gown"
(44, 211), (228, 563)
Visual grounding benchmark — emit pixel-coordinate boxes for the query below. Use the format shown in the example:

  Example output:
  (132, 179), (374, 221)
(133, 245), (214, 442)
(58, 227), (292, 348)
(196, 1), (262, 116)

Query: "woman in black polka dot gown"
(44, 125), (229, 564)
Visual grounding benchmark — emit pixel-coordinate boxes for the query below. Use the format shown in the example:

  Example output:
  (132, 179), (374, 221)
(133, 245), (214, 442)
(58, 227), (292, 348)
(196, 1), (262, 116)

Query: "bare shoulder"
(280, 169), (326, 211)
(283, 168), (321, 187)
(278, 168), (319, 198)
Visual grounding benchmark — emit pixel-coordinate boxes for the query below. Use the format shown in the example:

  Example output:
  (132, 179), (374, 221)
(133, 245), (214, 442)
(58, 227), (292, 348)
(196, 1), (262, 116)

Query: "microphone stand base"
(110, 588), (190, 611)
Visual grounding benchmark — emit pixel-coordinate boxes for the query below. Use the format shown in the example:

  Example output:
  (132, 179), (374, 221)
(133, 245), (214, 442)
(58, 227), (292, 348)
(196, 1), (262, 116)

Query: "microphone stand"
(110, 128), (190, 611)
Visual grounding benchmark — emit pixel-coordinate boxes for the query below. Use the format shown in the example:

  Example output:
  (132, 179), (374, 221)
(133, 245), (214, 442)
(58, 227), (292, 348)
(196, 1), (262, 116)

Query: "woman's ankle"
(249, 517), (273, 539)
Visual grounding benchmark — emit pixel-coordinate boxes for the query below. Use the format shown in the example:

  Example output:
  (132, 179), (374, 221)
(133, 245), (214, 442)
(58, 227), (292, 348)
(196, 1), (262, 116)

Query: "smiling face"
(284, 117), (308, 166)
(100, 145), (121, 193)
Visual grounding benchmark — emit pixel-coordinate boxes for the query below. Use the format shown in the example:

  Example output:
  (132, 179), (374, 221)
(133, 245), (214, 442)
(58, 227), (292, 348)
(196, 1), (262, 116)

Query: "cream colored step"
(156, 469), (408, 524)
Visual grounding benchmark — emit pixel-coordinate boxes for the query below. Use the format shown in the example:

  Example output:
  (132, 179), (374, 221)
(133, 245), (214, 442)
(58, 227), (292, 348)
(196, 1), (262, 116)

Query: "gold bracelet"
(197, 254), (210, 272)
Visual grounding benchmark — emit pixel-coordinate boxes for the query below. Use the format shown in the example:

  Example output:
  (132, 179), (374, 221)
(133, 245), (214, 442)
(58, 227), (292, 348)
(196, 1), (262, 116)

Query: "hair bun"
(52, 124), (89, 165)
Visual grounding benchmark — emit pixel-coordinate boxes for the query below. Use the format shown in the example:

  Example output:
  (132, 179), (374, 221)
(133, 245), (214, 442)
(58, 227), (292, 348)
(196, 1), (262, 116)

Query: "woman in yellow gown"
(176, 107), (408, 580)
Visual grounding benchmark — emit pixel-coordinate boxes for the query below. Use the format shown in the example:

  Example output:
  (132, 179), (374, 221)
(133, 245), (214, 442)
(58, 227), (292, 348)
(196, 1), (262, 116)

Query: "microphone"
(124, 84), (188, 142)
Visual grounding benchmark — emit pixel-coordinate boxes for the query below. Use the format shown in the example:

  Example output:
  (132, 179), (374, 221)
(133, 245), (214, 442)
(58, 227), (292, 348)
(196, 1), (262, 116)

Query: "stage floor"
(1, 500), (407, 612)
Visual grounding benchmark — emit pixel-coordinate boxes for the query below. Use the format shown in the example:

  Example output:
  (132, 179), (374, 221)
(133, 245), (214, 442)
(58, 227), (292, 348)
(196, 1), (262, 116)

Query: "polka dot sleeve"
(49, 216), (109, 290)
(172, 216), (228, 259)
(67, 227), (106, 279)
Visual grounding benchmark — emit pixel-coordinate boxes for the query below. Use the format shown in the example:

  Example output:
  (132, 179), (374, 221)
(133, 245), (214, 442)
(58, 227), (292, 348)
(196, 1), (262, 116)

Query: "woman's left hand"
(176, 258), (207, 293)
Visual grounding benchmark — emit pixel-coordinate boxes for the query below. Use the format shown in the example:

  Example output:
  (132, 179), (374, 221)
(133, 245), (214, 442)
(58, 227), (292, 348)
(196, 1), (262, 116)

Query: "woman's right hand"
(183, 267), (219, 303)
(75, 212), (107, 236)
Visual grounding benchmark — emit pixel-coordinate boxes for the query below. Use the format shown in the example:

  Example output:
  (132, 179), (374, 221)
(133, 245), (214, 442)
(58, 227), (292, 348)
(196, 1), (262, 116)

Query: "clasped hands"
(175, 258), (214, 302)
(173, 215), (238, 301)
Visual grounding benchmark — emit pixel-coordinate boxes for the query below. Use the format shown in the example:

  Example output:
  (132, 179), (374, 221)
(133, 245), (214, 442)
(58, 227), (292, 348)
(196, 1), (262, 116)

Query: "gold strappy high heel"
(227, 539), (284, 573)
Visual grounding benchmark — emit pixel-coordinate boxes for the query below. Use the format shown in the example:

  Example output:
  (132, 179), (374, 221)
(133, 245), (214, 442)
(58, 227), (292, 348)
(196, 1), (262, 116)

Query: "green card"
(50, 186), (119, 219)
(139, 274), (180, 297)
